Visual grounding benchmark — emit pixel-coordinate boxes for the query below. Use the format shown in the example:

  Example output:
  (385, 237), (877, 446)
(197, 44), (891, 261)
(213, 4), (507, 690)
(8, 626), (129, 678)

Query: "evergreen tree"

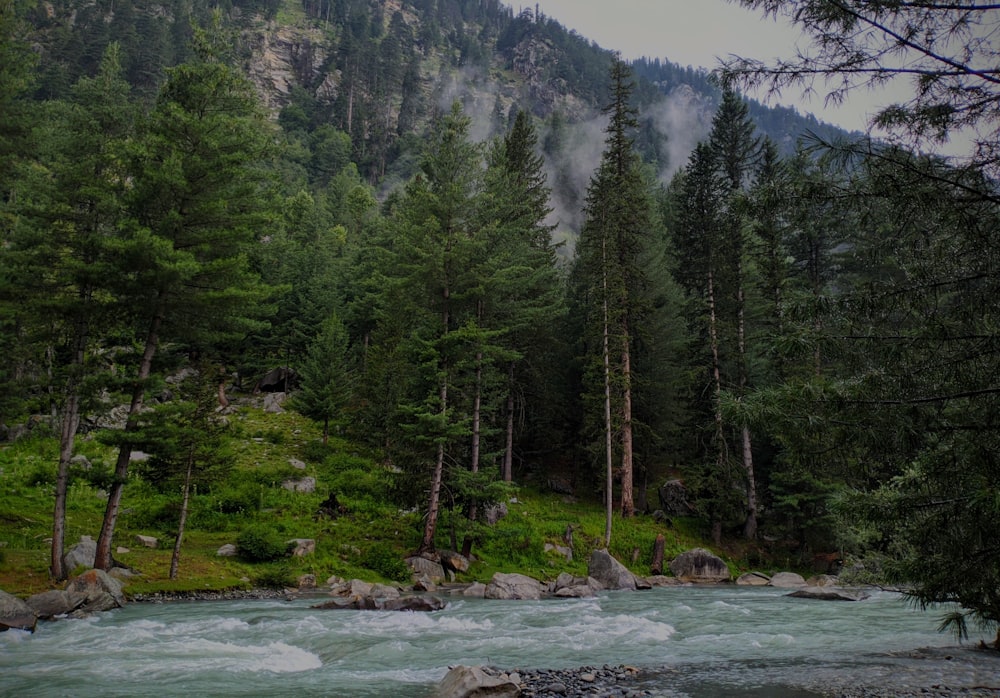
(572, 59), (666, 540)
(93, 25), (277, 570)
(294, 314), (352, 444)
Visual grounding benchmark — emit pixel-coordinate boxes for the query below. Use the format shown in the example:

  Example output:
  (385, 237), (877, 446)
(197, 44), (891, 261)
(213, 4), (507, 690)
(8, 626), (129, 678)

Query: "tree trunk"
(94, 311), (162, 570)
(502, 362), (515, 482)
(707, 268), (726, 542)
(468, 349), (482, 524)
(170, 449), (195, 580)
(737, 281), (757, 540)
(620, 324), (634, 518)
(419, 389), (446, 555)
(602, 239), (614, 548)
(51, 393), (79, 581)
(651, 533), (665, 575)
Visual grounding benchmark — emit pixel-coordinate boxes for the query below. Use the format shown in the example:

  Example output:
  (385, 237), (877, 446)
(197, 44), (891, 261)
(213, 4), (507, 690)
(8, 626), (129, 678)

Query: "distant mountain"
(25, 0), (853, 235)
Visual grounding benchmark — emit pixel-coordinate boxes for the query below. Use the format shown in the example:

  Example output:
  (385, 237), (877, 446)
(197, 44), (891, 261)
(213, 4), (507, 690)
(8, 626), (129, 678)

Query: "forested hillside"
(1, 0), (998, 644)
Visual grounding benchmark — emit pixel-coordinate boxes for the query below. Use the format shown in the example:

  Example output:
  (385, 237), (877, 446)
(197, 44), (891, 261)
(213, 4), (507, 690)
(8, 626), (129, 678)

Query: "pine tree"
(294, 314), (352, 444)
(572, 58), (663, 541)
(93, 25), (277, 570)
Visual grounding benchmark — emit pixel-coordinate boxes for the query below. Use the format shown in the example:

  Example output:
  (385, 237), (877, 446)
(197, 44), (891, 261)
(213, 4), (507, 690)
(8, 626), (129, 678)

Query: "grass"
(0, 405), (742, 598)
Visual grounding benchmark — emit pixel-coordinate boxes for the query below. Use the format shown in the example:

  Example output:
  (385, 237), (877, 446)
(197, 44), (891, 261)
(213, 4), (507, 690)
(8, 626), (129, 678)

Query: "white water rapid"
(2, 586), (997, 696)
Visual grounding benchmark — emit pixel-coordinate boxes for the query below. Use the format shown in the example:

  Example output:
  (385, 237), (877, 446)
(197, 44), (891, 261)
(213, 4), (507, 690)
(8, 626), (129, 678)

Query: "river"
(2, 586), (997, 696)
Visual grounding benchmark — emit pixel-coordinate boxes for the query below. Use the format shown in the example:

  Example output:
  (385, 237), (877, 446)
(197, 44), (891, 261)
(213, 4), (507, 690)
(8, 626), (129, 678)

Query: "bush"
(360, 545), (410, 582)
(253, 565), (293, 589)
(236, 525), (292, 562)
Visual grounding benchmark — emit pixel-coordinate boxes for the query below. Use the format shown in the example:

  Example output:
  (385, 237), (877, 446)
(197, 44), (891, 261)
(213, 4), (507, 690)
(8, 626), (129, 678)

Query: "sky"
(516, 0), (900, 135)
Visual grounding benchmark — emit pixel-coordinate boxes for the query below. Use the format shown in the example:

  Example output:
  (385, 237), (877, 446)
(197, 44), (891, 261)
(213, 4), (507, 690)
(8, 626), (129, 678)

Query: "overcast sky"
(515, 0), (894, 134)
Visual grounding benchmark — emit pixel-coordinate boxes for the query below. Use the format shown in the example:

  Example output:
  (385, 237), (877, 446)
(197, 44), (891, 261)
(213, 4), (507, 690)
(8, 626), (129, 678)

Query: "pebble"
(482, 665), (651, 697)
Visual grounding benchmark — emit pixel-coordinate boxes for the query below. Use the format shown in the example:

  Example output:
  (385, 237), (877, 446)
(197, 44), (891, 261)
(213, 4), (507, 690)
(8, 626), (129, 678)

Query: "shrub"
(236, 525), (292, 562)
(253, 565), (293, 588)
(361, 545), (410, 582)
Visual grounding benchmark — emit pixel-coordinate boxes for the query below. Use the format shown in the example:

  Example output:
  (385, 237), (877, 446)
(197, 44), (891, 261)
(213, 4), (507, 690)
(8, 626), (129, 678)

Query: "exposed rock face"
(0, 590), (37, 632)
(434, 665), (521, 698)
(769, 572), (808, 588)
(668, 548), (731, 583)
(787, 586), (870, 602)
(25, 589), (88, 619)
(64, 569), (125, 614)
(63, 535), (97, 573)
(736, 572), (771, 586)
(484, 572), (543, 600)
(587, 550), (637, 591)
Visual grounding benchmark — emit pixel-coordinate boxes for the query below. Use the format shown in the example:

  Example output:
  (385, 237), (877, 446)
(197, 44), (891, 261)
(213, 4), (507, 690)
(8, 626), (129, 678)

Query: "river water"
(2, 586), (998, 697)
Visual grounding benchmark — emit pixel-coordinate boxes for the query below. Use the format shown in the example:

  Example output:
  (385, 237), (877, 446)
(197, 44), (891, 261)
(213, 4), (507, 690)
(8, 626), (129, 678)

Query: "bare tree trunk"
(419, 378), (447, 555)
(94, 311), (163, 570)
(707, 268), (726, 543)
(620, 324), (634, 518)
(52, 393), (79, 581)
(651, 533), (665, 575)
(502, 363), (515, 482)
(170, 450), (195, 580)
(602, 239), (613, 549)
(737, 282), (757, 540)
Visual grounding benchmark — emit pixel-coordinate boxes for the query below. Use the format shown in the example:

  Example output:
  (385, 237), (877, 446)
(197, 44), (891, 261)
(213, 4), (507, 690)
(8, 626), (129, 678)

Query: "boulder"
(406, 556), (445, 583)
(434, 665), (520, 698)
(805, 574), (839, 587)
(645, 575), (684, 587)
(312, 595), (445, 612)
(25, 589), (88, 619)
(134, 534), (158, 548)
(588, 550), (637, 591)
(69, 454), (92, 470)
(0, 590), (37, 632)
(263, 392), (286, 414)
(297, 574), (317, 590)
(736, 572), (771, 586)
(484, 502), (508, 525)
(282, 477), (316, 493)
(769, 572), (808, 588)
(216, 543), (237, 557)
(669, 548), (731, 583)
(484, 572), (543, 600)
(331, 579), (374, 599)
(657, 479), (692, 517)
(413, 578), (437, 592)
(62, 535), (97, 573)
(543, 543), (573, 562)
(461, 582), (486, 598)
(288, 458), (306, 470)
(439, 550), (470, 574)
(371, 583), (401, 600)
(287, 538), (315, 557)
(787, 586), (870, 602)
(552, 574), (601, 598)
(64, 569), (126, 614)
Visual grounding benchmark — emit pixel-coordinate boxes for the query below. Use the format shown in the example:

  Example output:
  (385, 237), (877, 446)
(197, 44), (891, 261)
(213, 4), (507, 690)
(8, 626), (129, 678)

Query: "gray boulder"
(788, 586), (870, 602)
(0, 590), (37, 632)
(484, 502), (508, 525)
(736, 572), (771, 586)
(657, 479), (692, 516)
(406, 556), (445, 583)
(25, 589), (88, 619)
(439, 550), (470, 574)
(312, 595), (445, 612)
(587, 549), (638, 590)
(134, 534), (158, 548)
(484, 572), (543, 600)
(552, 573), (601, 598)
(62, 535), (97, 573)
(769, 571), (808, 588)
(543, 543), (573, 562)
(216, 543), (237, 557)
(645, 575), (684, 587)
(287, 538), (315, 557)
(461, 582), (486, 598)
(65, 569), (126, 614)
(281, 477), (316, 493)
(435, 665), (520, 698)
(668, 548), (731, 583)
(805, 574), (839, 587)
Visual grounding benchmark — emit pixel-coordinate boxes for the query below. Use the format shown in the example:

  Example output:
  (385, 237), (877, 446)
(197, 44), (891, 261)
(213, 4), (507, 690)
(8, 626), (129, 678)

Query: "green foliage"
(252, 564), (294, 589)
(360, 545), (410, 582)
(236, 524), (292, 563)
